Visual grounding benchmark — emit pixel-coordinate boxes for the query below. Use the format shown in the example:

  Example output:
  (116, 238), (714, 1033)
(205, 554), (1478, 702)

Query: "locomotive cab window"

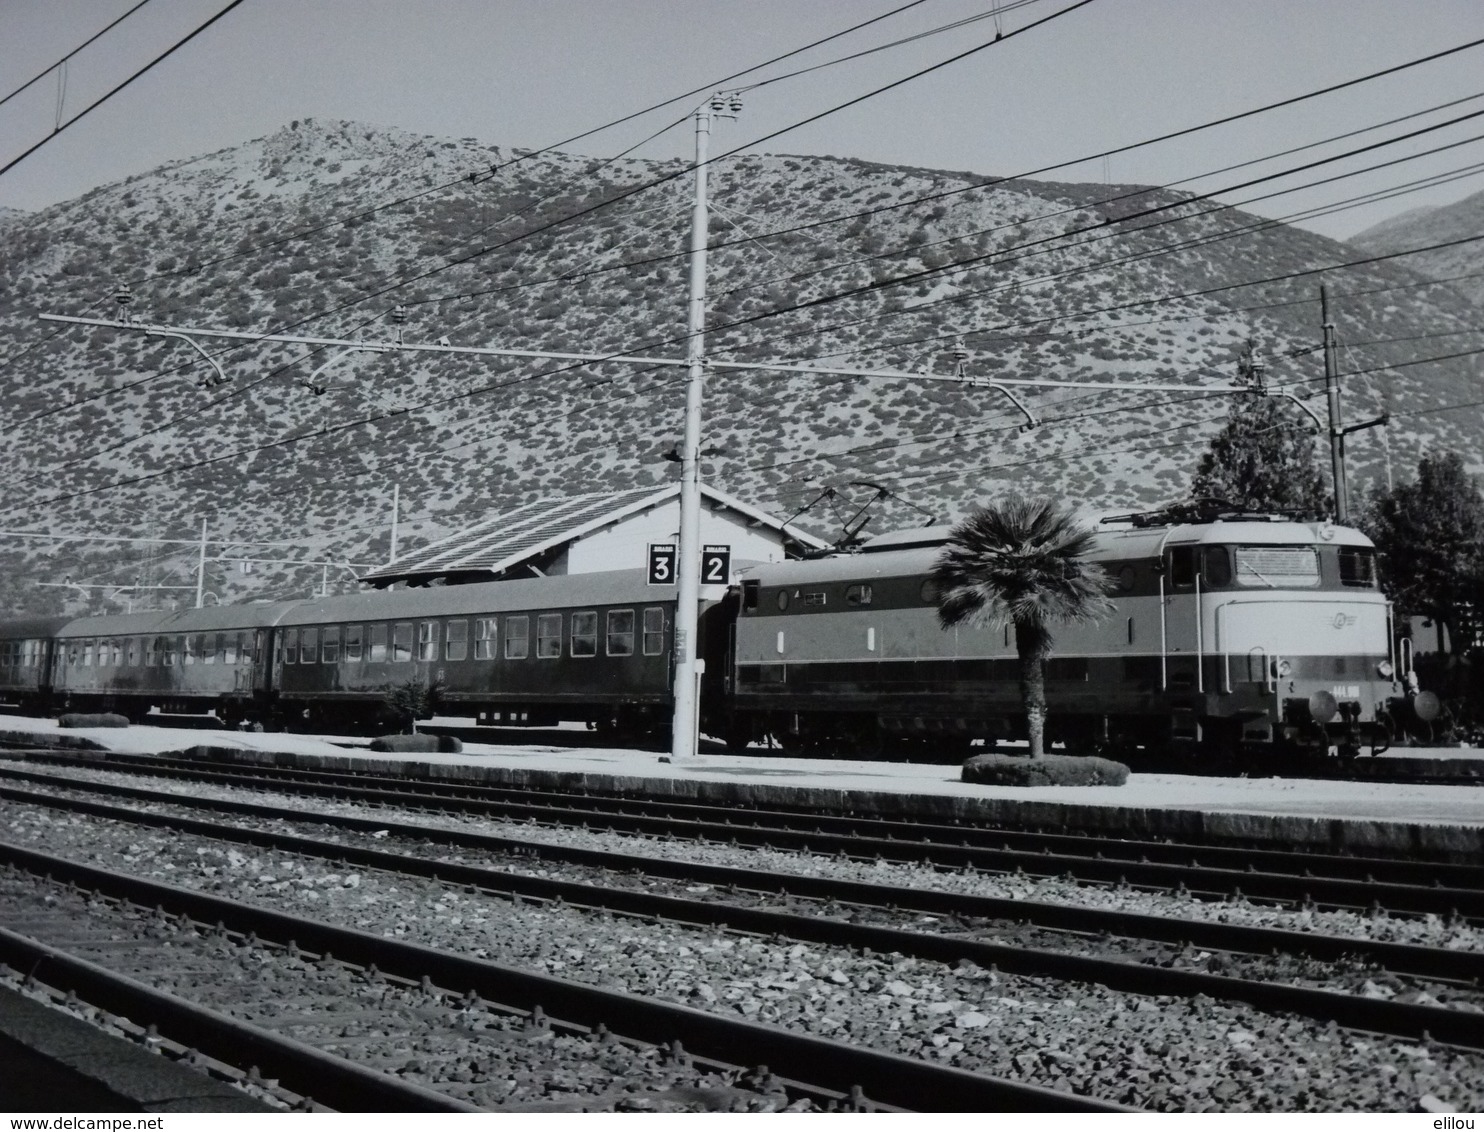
(742, 581), (759, 611)
(845, 583), (873, 607)
(1234, 546), (1320, 588)
(1339, 547), (1377, 587)
(1166, 547), (1196, 588)
(1203, 547), (1232, 587)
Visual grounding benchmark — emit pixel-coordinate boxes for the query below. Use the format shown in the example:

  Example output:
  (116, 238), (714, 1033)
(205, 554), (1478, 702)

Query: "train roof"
(757, 519), (1373, 585)
(276, 569), (679, 626)
(0, 614), (73, 639)
(54, 600), (304, 638)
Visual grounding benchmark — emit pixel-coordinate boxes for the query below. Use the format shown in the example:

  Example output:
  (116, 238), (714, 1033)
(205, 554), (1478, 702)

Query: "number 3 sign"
(647, 543), (677, 585)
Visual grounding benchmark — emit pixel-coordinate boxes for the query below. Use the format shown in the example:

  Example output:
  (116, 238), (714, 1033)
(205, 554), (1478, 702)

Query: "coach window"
(242, 631), (258, 665)
(165, 637), (181, 667)
(643, 607), (665, 656)
(505, 616), (529, 659)
(203, 634), (217, 664)
(345, 625), (363, 662)
(416, 621), (439, 661)
(392, 623), (413, 662)
(607, 609), (635, 656)
(1203, 547), (1232, 587)
(282, 628), (299, 664)
(322, 626), (340, 663)
(845, 583), (873, 607)
(145, 637), (159, 666)
(369, 624), (388, 663)
(475, 618), (497, 659)
(537, 613), (563, 659)
(82, 639), (95, 667)
(301, 628), (318, 663)
(223, 633), (238, 665)
(571, 611), (597, 657)
(446, 619), (468, 661)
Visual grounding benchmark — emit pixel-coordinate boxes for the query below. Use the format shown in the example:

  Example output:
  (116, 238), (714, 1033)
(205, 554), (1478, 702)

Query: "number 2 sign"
(701, 544), (731, 584)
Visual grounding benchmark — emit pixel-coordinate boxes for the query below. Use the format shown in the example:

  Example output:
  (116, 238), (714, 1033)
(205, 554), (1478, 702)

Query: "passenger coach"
(271, 569), (683, 736)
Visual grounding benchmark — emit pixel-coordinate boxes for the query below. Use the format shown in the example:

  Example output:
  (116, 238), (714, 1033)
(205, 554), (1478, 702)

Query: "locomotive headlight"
(1376, 660), (1395, 678)
(1276, 659), (1293, 677)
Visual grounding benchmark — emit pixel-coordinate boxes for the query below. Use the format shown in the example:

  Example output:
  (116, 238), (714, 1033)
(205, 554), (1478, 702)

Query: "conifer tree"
(1189, 393), (1330, 516)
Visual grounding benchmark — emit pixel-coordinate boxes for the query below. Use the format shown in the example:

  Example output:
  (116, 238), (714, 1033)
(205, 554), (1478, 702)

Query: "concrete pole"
(1321, 283), (1348, 522)
(668, 99), (716, 764)
(389, 483), (400, 564)
(195, 517), (207, 608)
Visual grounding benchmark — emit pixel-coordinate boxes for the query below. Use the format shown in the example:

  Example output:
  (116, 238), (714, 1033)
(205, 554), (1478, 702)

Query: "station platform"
(2, 715), (1483, 859)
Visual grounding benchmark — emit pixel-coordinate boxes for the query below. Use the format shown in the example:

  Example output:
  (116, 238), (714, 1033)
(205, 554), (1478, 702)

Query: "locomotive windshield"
(1232, 546), (1320, 587)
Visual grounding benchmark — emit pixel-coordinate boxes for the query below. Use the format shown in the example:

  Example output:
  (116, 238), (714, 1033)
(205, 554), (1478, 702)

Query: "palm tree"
(931, 498), (1116, 758)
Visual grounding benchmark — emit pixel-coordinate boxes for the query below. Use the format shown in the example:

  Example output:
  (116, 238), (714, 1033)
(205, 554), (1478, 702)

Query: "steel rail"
(9, 770), (1481, 983)
(24, 748), (1482, 885)
(4, 786), (1483, 1049)
(0, 842), (1123, 1113)
(4, 760), (1479, 919)
(0, 927), (479, 1112)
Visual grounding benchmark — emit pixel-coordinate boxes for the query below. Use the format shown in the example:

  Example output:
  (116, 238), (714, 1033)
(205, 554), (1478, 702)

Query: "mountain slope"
(1349, 186), (1484, 306)
(1, 118), (1480, 615)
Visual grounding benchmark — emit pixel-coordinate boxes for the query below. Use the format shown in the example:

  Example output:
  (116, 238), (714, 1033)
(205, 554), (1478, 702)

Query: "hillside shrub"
(58, 712), (129, 729)
(961, 752), (1128, 787)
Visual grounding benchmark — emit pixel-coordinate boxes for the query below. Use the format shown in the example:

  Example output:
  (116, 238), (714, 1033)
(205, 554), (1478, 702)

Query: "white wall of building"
(562, 501), (791, 581)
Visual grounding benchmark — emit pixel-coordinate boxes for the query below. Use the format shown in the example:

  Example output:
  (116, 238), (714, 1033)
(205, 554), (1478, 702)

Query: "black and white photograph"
(2, 0), (1483, 1118)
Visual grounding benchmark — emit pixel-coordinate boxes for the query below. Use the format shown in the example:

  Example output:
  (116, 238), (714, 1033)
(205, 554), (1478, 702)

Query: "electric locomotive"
(726, 510), (1430, 762)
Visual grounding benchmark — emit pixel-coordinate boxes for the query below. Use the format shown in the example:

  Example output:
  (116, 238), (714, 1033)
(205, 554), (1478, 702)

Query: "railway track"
(5, 771), (1484, 1045)
(5, 751), (1482, 919)
(0, 845), (1116, 1113)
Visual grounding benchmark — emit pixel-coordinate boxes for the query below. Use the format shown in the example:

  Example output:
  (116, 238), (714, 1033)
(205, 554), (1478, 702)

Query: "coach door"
(1162, 546), (1202, 690)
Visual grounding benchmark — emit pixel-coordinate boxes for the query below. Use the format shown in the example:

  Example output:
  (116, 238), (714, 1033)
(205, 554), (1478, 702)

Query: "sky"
(3, 0), (1484, 241)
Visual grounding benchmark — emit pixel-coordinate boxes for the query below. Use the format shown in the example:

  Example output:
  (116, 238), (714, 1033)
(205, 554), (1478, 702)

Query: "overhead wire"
(0, 0), (155, 111)
(0, 0), (249, 182)
(6, 0), (1101, 489)
(0, 0), (946, 385)
(11, 17), (1484, 537)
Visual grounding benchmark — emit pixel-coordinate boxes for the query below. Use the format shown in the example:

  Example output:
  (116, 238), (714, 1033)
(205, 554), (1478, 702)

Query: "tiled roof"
(360, 485), (826, 585)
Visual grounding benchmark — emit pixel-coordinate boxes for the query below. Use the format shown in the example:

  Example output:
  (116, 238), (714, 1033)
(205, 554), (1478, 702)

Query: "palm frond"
(931, 497), (1115, 634)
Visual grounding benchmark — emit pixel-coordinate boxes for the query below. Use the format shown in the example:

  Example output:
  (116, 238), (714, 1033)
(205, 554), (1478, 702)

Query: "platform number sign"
(647, 543), (677, 585)
(702, 544), (732, 584)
